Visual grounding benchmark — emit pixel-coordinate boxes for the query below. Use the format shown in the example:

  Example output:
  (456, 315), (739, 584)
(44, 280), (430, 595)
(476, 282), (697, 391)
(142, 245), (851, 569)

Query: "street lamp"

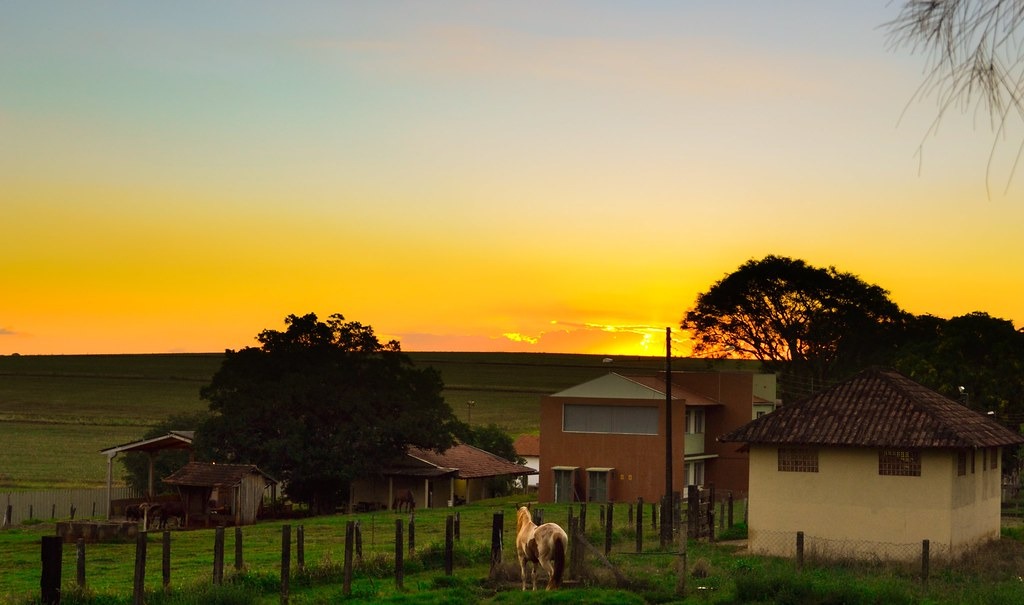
(466, 400), (476, 425)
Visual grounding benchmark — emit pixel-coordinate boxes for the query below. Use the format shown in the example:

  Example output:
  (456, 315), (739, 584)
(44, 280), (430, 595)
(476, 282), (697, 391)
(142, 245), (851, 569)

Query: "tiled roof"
(399, 443), (537, 479)
(163, 462), (276, 487)
(513, 434), (540, 457)
(719, 368), (1024, 449)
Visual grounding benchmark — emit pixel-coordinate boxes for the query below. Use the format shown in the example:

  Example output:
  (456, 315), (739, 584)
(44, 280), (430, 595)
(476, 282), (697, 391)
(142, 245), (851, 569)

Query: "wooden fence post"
(651, 501), (657, 531)
(796, 531), (804, 572)
(687, 485), (699, 539)
(727, 492), (734, 528)
(3, 504), (11, 529)
(132, 532), (146, 605)
(444, 515), (455, 576)
(489, 511), (503, 574)
(635, 497), (643, 554)
(162, 530), (171, 591)
(355, 520), (363, 564)
(343, 521), (354, 596)
(76, 538), (86, 588)
(235, 527), (243, 571)
(296, 525), (305, 572)
(408, 516), (415, 556)
(604, 502), (613, 556)
(41, 535), (62, 605)
(280, 525), (291, 605)
(395, 519), (404, 590)
(213, 526), (225, 585)
(921, 539), (930, 586)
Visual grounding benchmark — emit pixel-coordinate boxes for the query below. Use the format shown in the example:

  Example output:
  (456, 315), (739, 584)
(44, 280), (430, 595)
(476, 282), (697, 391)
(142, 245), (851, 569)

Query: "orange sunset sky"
(2, 2), (1023, 357)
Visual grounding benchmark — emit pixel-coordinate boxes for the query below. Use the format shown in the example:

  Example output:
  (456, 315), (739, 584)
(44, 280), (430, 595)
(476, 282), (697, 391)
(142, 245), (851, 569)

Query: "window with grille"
(777, 447), (818, 472)
(879, 449), (921, 476)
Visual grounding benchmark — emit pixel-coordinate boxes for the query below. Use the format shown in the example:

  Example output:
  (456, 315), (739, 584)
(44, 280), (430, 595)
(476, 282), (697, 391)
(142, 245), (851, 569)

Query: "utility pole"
(662, 327), (673, 546)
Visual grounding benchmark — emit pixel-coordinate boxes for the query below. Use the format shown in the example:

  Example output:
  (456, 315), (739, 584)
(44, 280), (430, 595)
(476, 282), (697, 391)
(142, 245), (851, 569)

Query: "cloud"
(0, 327), (17, 336)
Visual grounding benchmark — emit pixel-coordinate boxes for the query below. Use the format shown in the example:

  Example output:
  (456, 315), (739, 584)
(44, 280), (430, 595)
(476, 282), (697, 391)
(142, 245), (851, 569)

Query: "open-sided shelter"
(350, 443), (536, 512)
(99, 431), (194, 518)
(720, 368), (1024, 561)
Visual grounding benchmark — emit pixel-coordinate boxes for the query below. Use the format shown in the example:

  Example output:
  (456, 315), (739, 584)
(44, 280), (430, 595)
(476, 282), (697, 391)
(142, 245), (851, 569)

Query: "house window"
(778, 447), (818, 472)
(686, 408), (705, 434)
(563, 404), (659, 435)
(879, 449), (921, 476)
(683, 460), (705, 487)
(956, 451), (967, 476)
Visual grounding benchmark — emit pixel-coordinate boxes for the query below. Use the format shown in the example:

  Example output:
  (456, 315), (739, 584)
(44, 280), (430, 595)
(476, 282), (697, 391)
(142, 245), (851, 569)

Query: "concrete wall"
(747, 445), (1003, 560)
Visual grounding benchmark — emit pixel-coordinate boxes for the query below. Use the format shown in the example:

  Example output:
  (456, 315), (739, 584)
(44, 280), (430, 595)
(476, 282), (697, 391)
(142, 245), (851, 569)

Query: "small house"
(719, 368), (1024, 560)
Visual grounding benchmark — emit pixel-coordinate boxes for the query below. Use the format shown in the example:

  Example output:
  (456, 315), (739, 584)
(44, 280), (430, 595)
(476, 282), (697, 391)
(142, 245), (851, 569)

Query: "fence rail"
(2, 487), (141, 526)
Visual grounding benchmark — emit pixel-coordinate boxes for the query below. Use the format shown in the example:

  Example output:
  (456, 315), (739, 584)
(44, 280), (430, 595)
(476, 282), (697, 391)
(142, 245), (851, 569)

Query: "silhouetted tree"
(681, 255), (907, 400)
(197, 313), (461, 514)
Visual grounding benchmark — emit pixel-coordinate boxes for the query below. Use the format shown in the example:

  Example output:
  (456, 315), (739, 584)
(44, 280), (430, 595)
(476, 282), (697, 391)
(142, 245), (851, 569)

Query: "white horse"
(515, 506), (568, 590)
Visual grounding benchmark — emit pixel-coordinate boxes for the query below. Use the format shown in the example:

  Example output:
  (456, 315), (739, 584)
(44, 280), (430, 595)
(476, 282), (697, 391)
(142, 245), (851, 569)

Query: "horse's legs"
(518, 556), (528, 590)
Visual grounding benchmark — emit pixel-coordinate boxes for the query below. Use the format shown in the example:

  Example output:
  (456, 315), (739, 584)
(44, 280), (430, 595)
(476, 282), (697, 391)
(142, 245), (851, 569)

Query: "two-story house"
(538, 370), (777, 503)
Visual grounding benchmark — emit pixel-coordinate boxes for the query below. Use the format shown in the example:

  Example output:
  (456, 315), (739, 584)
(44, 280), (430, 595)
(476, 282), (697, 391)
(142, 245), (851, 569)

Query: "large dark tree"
(197, 312), (461, 514)
(681, 256), (907, 400)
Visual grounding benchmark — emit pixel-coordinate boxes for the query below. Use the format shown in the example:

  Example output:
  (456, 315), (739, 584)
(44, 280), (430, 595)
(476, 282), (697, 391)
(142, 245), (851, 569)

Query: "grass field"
(0, 352), (741, 489)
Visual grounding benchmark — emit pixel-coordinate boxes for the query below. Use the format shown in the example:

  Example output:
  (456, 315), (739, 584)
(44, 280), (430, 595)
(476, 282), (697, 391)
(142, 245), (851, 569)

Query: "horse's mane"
(516, 506), (533, 533)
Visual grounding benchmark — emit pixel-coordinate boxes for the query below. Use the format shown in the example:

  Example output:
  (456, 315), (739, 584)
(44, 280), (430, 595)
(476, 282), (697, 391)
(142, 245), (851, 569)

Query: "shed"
(719, 367), (1024, 560)
(162, 462), (277, 527)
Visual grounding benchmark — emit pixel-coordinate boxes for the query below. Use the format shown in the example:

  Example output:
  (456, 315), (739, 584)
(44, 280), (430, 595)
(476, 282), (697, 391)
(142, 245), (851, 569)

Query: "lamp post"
(466, 400), (475, 425)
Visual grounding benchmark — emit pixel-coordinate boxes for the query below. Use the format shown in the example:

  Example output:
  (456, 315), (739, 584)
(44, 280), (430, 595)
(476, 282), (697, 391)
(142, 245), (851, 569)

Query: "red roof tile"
(513, 434), (540, 457)
(719, 368), (1024, 449)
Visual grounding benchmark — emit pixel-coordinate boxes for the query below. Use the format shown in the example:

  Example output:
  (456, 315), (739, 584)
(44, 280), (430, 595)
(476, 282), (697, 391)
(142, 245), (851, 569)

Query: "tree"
(681, 255), (907, 400)
(197, 312), (462, 514)
(122, 411), (211, 495)
(887, 1), (1024, 187)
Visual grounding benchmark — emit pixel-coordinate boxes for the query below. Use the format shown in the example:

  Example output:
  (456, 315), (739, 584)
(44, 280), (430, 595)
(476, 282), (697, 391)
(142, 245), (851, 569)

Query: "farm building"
(719, 368), (1024, 561)
(350, 443), (535, 512)
(538, 371), (777, 504)
(513, 434), (540, 489)
(162, 462), (277, 527)
(99, 431), (194, 518)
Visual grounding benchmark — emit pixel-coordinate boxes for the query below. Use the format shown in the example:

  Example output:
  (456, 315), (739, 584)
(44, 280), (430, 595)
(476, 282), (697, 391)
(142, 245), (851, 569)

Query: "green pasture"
(2, 498), (1023, 604)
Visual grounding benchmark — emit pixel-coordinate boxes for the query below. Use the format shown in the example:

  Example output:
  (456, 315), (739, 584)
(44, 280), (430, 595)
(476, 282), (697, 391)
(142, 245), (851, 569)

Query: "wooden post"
(76, 538), (86, 588)
(213, 526), (225, 585)
(132, 532), (146, 605)
(162, 531), (171, 591)
(70, 504), (76, 519)
(604, 502), (614, 556)
(408, 516), (416, 556)
(235, 527), (244, 571)
(296, 525), (305, 571)
(3, 504), (11, 529)
(280, 525), (291, 605)
(687, 485), (698, 539)
(395, 520), (404, 590)
(489, 512), (503, 574)
(921, 539), (930, 586)
(727, 492), (734, 528)
(51, 503), (56, 519)
(635, 497), (643, 554)
(343, 521), (354, 596)
(651, 501), (657, 531)
(41, 535), (62, 605)
(796, 531), (804, 572)
(676, 518), (687, 597)
(355, 520), (363, 564)
(444, 515), (454, 576)
(574, 504), (580, 533)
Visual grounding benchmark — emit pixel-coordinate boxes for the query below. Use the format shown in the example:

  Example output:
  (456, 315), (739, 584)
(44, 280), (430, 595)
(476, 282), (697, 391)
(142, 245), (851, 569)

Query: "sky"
(3, 1), (1023, 357)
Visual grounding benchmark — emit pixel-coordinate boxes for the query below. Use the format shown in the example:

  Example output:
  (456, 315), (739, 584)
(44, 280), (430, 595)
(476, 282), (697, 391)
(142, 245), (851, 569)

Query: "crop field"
(0, 352), (738, 490)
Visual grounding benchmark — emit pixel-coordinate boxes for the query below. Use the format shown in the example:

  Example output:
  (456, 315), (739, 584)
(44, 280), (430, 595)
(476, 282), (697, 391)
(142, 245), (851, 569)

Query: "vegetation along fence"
(1, 487), (141, 527)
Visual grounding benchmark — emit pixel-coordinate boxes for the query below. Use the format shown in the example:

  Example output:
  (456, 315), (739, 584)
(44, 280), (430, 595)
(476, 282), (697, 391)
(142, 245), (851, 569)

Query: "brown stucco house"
(538, 371), (777, 504)
(349, 443), (536, 511)
(719, 368), (1024, 561)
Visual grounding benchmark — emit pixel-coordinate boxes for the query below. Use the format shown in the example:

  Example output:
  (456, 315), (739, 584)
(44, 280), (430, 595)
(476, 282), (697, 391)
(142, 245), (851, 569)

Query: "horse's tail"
(550, 533), (566, 589)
